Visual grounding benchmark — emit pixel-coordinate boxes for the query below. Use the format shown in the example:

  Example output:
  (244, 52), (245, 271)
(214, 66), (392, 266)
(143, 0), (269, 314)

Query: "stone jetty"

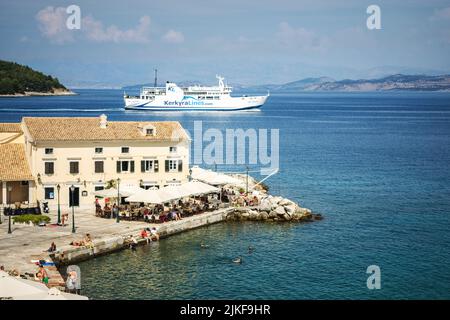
(226, 195), (323, 222)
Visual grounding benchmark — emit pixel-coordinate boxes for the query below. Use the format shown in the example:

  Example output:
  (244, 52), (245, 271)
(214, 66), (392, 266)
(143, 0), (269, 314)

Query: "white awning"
(126, 181), (219, 204)
(93, 187), (133, 198)
(190, 166), (243, 186)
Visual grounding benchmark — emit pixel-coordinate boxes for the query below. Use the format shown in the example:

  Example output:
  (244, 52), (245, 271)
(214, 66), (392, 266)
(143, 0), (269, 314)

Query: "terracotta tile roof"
(0, 144), (34, 181)
(0, 123), (22, 133)
(22, 117), (190, 142)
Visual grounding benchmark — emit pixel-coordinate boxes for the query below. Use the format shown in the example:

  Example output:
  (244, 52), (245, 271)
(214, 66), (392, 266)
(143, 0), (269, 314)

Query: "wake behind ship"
(124, 75), (269, 111)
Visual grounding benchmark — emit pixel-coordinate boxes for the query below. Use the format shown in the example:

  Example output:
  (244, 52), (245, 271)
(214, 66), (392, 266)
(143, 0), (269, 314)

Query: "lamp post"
(7, 185), (12, 234)
(70, 185), (75, 233)
(116, 178), (120, 223)
(57, 184), (61, 225)
(189, 168), (192, 182)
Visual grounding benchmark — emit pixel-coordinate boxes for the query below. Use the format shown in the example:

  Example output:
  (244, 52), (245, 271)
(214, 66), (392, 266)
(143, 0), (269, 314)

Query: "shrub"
(13, 214), (51, 225)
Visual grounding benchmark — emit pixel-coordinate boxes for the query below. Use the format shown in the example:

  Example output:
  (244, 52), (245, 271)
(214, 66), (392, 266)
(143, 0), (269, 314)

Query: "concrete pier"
(0, 207), (233, 288)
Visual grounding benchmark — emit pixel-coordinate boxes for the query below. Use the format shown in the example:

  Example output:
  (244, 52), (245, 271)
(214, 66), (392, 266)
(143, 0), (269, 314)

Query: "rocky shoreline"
(226, 195), (323, 222)
(0, 89), (76, 97)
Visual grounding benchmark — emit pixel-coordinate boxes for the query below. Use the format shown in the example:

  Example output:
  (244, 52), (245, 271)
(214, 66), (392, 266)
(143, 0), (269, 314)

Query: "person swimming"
(232, 257), (243, 264)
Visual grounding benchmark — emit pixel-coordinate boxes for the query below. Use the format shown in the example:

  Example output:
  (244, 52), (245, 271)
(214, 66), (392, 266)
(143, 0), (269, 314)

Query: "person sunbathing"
(70, 240), (85, 246)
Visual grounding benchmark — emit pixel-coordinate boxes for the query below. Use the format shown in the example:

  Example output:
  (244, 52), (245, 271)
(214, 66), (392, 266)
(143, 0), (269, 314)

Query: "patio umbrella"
(126, 188), (166, 204)
(0, 271), (48, 299)
(94, 187), (133, 198)
(190, 166), (243, 186)
(180, 181), (220, 196)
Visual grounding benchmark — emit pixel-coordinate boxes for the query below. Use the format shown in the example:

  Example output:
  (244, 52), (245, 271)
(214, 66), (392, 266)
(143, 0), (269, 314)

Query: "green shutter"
(154, 160), (159, 173)
(116, 161), (121, 173)
(130, 161), (135, 173)
(165, 160), (169, 172)
(141, 160), (145, 172)
(178, 160), (183, 172)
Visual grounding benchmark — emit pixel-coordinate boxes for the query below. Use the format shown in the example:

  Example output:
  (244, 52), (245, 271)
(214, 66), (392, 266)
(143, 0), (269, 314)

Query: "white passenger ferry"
(124, 75), (269, 111)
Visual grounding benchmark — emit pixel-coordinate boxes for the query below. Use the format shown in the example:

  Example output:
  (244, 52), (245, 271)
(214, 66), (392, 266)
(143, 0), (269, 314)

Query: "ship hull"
(124, 95), (268, 111)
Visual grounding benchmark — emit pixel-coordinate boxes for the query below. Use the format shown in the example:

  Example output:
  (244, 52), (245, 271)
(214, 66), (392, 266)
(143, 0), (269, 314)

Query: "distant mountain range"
(123, 74), (450, 92)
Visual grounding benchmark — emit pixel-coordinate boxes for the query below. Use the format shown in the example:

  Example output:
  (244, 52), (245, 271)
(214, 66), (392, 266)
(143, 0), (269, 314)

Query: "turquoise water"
(1, 90), (449, 299)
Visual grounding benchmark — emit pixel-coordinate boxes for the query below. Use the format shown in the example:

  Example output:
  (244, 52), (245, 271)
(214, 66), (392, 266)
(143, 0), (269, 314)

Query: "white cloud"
(83, 15), (151, 43)
(36, 6), (74, 44)
(36, 6), (151, 44)
(162, 30), (184, 43)
(276, 22), (328, 52)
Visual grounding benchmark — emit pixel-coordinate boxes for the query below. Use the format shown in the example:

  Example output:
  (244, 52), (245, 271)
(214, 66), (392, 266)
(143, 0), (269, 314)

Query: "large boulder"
(260, 212), (269, 220)
(249, 210), (259, 220)
(268, 210), (278, 218)
(284, 204), (296, 215)
(275, 206), (286, 215)
(283, 213), (292, 221)
(279, 198), (295, 206)
(296, 207), (312, 215)
(241, 211), (250, 218)
(258, 200), (272, 212)
(272, 196), (283, 205)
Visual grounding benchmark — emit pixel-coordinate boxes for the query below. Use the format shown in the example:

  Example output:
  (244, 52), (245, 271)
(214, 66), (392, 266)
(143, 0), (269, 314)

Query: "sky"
(1, 0), (450, 87)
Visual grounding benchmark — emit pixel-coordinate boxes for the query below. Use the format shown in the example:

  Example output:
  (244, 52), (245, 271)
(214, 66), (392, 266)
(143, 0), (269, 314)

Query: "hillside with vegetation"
(0, 60), (71, 95)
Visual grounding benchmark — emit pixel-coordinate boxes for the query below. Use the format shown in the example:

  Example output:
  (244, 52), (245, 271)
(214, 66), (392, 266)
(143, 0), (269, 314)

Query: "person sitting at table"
(143, 208), (151, 221)
(170, 209), (180, 221)
(104, 203), (111, 218)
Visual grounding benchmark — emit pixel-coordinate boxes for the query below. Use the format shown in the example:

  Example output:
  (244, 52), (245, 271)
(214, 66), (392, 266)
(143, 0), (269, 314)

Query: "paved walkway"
(0, 209), (155, 276)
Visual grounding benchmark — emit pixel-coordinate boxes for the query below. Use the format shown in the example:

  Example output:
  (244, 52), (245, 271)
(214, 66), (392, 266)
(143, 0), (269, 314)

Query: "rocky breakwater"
(226, 195), (323, 223)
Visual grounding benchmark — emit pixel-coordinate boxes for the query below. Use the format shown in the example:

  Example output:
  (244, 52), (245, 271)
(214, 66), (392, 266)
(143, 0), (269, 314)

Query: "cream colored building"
(0, 115), (190, 211)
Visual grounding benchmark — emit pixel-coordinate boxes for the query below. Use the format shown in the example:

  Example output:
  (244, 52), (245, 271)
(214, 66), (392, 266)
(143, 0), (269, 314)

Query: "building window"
(94, 186), (104, 191)
(169, 146), (177, 153)
(44, 187), (54, 200)
(95, 147), (103, 154)
(44, 162), (54, 174)
(116, 160), (135, 173)
(69, 161), (79, 174)
(141, 160), (156, 172)
(165, 159), (182, 172)
(94, 161), (104, 173)
(45, 148), (53, 155)
(121, 147), (130, 153)
(146, 128), (154, 135)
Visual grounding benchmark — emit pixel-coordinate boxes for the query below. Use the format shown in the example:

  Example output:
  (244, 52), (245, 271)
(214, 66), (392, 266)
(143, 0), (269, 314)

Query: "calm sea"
(1, 90), (449, 299)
